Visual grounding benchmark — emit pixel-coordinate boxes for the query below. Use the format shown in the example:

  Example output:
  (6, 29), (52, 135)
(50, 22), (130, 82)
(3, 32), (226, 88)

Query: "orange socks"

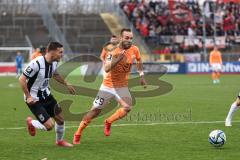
(212, 72), (221, 80)
(106, 108), (128, 124)
(212, 72), (216, 81)
(75, 108), (129, 135)
(216, 72), (220, 80)
(75, 120), (91, 135)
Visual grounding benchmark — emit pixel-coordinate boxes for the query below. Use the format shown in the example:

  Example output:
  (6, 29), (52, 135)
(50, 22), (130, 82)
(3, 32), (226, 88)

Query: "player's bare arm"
(53, 72), (76, 95)
(136, 59), (147, 88)
(19, 74), (36, 105)
(104, 50), (126, 73)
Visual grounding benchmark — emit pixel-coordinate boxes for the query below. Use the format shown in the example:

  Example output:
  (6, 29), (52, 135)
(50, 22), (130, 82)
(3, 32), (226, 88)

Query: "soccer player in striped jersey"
(19, 42), (76, 147)
(225, 94), (240, 126)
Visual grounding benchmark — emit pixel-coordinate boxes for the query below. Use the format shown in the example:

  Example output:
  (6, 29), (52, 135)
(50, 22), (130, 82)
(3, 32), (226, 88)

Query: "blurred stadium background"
(0, 0), (240, 74)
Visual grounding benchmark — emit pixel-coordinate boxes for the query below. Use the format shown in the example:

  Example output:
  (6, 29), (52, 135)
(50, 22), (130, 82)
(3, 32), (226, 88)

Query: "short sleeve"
(23, 60), (40, 78)
(100, 48), (107, 61)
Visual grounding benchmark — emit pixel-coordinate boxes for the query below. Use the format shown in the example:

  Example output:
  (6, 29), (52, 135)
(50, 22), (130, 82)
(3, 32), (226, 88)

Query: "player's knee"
(122, 105), (132, 112)
(82, 108), (101, 122)
(44, 121), (54, 131)
(119, 97), (132, 112)
(54, 116), (64, 125)
(236, 100), (240, 106)
(56, 120), (64, 125)
(235, 97), (240, 106)
(45, 125), (53, 131)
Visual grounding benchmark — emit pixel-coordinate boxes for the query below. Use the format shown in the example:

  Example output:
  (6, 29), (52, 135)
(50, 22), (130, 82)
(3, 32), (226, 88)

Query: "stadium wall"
(79, 62), (240, 75)
(1, 62), (240, 75)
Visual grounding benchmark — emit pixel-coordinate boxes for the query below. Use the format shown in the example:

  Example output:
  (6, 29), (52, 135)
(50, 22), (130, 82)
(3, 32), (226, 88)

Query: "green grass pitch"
(0, 74), (240, 160)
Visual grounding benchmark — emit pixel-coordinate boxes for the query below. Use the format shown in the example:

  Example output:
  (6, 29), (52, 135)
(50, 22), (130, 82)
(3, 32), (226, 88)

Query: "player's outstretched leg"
(225, 99), (240, 127)
(73, 108), (101, 145)
(26, 117), (36, 136)
(104, 97), (132, 136)
(104, 107), (129, 136)
(212, 72), (217, 84)
(26, 116), (47, 136)
(54, 114), (73, 147)
(216, 71), (221, 83)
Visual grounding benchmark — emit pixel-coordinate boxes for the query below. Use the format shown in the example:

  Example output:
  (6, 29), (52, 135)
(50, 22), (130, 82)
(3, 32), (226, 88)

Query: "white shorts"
(92, 84), (132, 109)
(211, 63), (222, 72)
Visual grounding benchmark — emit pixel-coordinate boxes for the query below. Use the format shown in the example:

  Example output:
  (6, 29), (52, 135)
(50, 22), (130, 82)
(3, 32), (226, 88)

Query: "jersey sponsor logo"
(38, 114), (45, 122)
(106, 54), (112, 61)
(25, 66), (33, 75)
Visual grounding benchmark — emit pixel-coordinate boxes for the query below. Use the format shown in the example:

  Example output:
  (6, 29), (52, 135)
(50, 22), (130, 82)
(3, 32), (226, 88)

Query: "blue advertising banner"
(160, 63), (186, 74)
(187, 62), (240, 74)
(136, 62), (240, 74)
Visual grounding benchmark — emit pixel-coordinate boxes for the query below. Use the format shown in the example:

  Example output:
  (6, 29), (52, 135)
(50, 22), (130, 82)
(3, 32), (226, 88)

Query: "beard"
(122, 41), (132, 49)
(111, 41), (119, 45)
(53, 55), (61, 62)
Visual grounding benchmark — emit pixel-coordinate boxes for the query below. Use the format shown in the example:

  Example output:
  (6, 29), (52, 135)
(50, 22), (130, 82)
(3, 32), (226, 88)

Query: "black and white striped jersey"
(23, 56), (58, 101)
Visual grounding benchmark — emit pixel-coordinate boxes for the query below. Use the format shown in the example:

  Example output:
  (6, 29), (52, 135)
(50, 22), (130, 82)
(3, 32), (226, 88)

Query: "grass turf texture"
(0, 74), (239, 160)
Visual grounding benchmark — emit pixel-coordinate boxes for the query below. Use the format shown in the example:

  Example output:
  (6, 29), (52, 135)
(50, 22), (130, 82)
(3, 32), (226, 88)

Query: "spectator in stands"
(223, 11), (235, 36)
(163, 47), (171, 54)
(188, 25), (196, 46)
(139, 22), (149, 39)
(120, 0), (240, 53)
(15, 51), (24, 78)
(197, 38), (203, 50)
(148, 24), (157, 43)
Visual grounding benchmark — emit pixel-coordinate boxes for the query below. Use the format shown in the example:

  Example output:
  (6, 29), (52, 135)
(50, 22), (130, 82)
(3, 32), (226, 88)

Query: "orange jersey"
(100, 43), (117, 61)
(103, 45), (141, 88)
(209, 50), (222, 64)
(31, 51), (42, 60)
(100, 48), (107, 61)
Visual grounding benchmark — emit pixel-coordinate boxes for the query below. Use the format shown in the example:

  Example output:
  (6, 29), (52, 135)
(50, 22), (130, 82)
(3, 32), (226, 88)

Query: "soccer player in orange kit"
(73, 28), (147, 144)
(209, 46), (222, 84)
(100, 35), (119, 61)
(31, 47), (45, 60)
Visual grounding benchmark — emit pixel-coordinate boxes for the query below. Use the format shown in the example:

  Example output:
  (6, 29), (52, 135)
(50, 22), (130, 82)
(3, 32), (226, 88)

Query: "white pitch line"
(8, 83), (19, 88)
(0, 121), (240, 130)
(67, 120), (240, 128)
(0, 127), (25, 130)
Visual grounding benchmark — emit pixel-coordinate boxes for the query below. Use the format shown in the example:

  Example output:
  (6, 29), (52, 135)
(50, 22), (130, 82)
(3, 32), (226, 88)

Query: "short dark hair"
(47, 42), (63, 52)
(120, 28), (131, 35)
(38, 45), (46, 54)
(111, 35), (117, 38)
